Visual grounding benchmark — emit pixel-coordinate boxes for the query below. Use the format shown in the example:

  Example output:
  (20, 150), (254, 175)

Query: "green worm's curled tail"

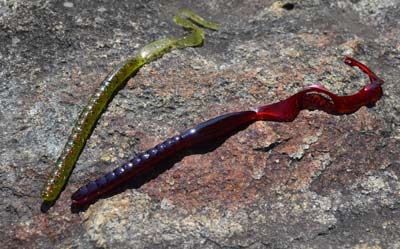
(42, 9), (219, 203)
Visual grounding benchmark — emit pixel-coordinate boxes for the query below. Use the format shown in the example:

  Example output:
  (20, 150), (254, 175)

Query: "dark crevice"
(253, 138), (290, 152)
(282, 3), (295, 11)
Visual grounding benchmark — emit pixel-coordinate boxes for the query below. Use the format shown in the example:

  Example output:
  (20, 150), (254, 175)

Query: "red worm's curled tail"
(255, 57), (384, 121)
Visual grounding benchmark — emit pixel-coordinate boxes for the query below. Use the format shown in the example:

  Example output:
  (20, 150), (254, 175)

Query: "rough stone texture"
(1, 0), (399, 248)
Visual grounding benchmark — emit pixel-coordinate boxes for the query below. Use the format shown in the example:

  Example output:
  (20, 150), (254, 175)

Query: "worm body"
(72, 57), (384, 207)
(72, 111), (257, 206)
(42, 10), (219, 203)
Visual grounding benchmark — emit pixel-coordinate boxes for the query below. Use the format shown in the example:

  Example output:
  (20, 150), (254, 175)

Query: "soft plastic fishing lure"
(42, 10), (219, 203)
(71, 57), (384, 207)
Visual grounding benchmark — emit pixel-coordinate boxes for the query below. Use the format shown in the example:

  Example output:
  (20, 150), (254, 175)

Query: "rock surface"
(1, 0), (399, 248)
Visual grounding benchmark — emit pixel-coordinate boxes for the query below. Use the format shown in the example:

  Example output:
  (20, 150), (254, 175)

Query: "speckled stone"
(1, 0), (399, 248)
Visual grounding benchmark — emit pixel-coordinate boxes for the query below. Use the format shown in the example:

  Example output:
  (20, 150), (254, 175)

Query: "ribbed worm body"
(43, 58), (144, 202)
(42, 10), (219, 203)
(71, 57), (384, 207)
(71, 134), (187, 206)
(72, 111), (257, 206)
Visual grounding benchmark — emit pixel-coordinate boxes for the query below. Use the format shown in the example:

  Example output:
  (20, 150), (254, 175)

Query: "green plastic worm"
(42, 9), (219, 203)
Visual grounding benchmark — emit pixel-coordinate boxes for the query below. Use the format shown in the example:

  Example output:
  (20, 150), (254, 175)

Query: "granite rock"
(1, 0), (399, 248)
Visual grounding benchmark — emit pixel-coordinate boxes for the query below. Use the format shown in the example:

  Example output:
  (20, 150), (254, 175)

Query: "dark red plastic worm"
(71, 57), (384, 207)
